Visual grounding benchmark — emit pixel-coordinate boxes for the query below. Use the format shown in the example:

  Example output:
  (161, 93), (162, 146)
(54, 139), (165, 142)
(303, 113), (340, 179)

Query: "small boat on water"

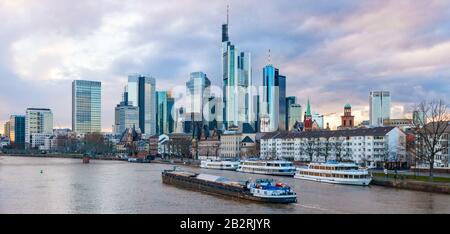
(294, 161), (372, 186)
(200, 159), (239, 170)
(82, 156), (90, 164)
(128, 157), (151, 163)
(162, 168), (297, 204)
(237, 160), (296, 176)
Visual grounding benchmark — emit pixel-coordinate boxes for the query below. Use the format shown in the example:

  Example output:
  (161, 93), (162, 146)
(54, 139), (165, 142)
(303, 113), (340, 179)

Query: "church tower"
(303, 99), (313, 132)
(339, 103), (355, 129)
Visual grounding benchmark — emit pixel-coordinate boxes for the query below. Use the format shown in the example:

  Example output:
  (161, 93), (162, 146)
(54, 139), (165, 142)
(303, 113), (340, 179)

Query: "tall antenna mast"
(227, 4), (229, 25)
(268, 49), (271, 64)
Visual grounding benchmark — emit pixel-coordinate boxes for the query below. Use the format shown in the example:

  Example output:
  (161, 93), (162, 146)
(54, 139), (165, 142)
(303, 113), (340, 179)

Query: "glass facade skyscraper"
(186, 72), (211, 118)
(9, 115), (25, 149)
(286, 96), (296, 130)
(184, 72), (211, 135)
(262, 64), (286, 132)
(128, 75), (156, 135)
(288, 104), (302, 131)
(72, 80), (101, 134)
(369, 91), (391, 126)
(156, 91), (174, 135)
(222, 11), (254, 130)
(114, 86), (139, 135)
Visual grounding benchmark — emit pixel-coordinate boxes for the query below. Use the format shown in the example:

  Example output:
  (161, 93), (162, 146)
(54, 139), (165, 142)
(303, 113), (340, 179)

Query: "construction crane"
(323, 112), (337, 117)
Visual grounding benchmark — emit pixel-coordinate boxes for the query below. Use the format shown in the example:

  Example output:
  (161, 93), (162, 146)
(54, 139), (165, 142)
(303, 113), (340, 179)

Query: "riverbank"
(371, 174), (450, 194)
(152, 158), (200, 168)
(1, 153), (124, 161)
(1, 154), (201, 166)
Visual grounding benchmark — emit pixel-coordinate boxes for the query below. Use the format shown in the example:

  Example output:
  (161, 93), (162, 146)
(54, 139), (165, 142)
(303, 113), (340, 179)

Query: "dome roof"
(344, 103), (352, 109)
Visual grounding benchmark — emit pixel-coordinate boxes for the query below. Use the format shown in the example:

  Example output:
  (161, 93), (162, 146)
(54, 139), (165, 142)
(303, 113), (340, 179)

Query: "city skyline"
(1, 1), (450, 133)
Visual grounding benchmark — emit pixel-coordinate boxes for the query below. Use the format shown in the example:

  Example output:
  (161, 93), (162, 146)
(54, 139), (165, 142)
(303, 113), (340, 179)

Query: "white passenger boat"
(294, 162), (372, 186)
(237, 160), (296, 176)
(200, 159), (239, 171)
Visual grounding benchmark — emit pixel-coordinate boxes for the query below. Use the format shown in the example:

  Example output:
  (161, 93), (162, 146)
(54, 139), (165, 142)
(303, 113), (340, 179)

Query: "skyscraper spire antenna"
(221, 4), (230, 43)
(227, 4), (229, 25)
(268, 49), (271, 64)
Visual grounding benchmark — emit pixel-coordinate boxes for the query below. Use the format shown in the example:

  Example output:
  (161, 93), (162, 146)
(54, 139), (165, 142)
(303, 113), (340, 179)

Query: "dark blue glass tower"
(262, 65), (286, 131)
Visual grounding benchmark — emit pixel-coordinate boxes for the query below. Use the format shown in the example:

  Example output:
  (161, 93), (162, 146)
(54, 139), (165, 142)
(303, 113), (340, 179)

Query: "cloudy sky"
(0, 0), (449, 132)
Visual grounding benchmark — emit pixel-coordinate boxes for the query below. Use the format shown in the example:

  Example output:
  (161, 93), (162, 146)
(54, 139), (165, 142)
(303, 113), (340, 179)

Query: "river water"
(0, 156), (449, 214)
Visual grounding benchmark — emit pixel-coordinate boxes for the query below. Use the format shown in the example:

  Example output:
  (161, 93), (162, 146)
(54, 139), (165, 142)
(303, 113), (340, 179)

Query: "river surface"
(1, 156), (449, 214)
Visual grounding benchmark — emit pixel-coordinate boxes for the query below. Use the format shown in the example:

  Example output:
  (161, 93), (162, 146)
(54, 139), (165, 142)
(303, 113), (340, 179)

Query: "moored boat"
(128, 157), (151, 163)
(294, 161), (372, 186)
(82, 156), (90, 164)
(200, 159), (239, 170)
(162, 168), (297, 204)
(237, 160), (296, 176)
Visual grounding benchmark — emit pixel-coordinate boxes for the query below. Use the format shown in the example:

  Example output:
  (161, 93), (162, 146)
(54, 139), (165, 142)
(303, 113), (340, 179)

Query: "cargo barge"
(162, 168), (297, 204)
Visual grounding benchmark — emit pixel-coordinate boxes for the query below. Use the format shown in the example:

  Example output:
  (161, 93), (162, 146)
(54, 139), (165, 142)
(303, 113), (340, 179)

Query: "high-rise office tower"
(72, 80), (102, 133)
(185, 72), (211, 135)
(413, 110), (426, 126)
(128, 75), (156, 135)
(254, 94), (260, 132)
(261, 64), (286, 132)
(206, 96), (223, 131)
(3, 121), (10, 138)
(114, 86), (139, 135)
(8, 115), (25, 149)
(286, 96), (297, 130)
(369, 91), (391, 127)
(288, 104), (302, 131)
(25, 108), (53, 147)
(156, 91), (175, 135)
(174, 107), (185, 133)
(186, 72), (211, 117)
(222, 6), (253, 130)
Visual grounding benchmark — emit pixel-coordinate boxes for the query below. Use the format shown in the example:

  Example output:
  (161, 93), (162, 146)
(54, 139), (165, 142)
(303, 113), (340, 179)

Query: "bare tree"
(321, 137), (332, 162)
(305, 138), (315, 162)
(83, 133), (109, 156)
(412, 99), (449, 181)
(314, 138), (321, 162)
(334, 138), (344, 162)
(298, 141), (306, 161)
(344, 141), (353, 162)
(270, 145), (277, 160)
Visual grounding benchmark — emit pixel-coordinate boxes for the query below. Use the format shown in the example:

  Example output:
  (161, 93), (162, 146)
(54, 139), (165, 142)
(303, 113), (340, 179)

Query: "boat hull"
(200, 161), (239, 171)
(162, 172), (297, 204)
(237, 169), (295, 177)
(200, 165), (238, 171)
(294, 174), (372, 186)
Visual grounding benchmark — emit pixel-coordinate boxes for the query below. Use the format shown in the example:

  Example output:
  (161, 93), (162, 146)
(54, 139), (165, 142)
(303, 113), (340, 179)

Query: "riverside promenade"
(371, 172), (450, 194)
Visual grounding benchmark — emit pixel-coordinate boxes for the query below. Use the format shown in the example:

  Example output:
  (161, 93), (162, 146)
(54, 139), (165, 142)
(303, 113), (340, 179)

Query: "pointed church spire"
(306, 98), (311, 116)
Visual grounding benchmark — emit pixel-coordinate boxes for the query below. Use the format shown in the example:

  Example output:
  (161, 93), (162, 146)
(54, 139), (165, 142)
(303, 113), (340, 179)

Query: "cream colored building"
(220, 130), (242, 158)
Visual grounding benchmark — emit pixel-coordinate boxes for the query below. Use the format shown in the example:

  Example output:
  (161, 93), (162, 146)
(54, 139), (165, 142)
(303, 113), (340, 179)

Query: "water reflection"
(0, 156), (449, 214)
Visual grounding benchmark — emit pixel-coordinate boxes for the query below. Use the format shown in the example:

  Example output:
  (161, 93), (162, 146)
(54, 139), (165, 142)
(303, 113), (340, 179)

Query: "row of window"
(239, 167), (295, 173)
(298, 171), (370, 179)
(263, 142), (384, 147)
